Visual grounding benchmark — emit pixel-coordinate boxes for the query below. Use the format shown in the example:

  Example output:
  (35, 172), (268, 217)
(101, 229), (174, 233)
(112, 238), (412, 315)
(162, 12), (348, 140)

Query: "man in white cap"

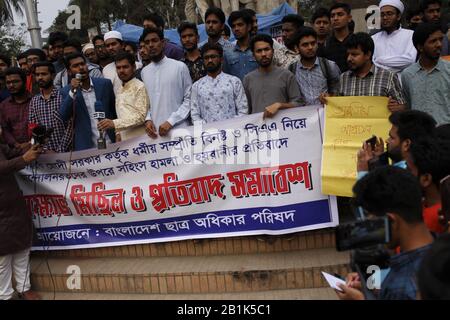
(82, 43), (99, 65)
(372, 0), (417, 73)
(102, 31), (126, 95)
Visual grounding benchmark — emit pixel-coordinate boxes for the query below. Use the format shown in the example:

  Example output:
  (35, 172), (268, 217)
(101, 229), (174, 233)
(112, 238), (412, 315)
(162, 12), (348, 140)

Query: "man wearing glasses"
(371, 0), (417, 73)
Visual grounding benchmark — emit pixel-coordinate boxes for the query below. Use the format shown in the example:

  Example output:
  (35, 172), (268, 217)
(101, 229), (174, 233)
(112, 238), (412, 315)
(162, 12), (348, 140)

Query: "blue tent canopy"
(113, 2), (295, 45)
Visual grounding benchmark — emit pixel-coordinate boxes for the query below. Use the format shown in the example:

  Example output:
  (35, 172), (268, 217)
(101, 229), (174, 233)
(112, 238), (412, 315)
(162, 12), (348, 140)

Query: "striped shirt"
(28, 88), (71, 152)
(295, 58), (341, 105)
(339, 65), (406, 104)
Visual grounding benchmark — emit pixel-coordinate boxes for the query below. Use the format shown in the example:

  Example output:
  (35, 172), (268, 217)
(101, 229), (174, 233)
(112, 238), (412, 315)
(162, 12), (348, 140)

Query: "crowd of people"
(0, 0), (449, 300)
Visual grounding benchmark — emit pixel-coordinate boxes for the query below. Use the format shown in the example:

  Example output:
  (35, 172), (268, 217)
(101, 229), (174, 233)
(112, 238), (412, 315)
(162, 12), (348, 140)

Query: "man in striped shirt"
(28, 62), (71, 153)
(339, 32), (406, 113)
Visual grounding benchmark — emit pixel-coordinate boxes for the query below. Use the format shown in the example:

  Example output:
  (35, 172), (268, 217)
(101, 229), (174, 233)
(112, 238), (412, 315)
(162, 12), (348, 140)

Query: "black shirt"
(322, 32), (352, 73)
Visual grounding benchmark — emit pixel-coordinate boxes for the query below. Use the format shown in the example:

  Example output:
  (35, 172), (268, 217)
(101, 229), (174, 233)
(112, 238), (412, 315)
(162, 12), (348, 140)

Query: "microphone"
(73, 73), (83, 93)
(93, 111), (107, 150)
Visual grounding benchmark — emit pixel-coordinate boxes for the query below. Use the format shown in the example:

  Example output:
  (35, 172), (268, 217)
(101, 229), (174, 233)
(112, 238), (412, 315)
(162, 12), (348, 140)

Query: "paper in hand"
(321, 272), (346, 292)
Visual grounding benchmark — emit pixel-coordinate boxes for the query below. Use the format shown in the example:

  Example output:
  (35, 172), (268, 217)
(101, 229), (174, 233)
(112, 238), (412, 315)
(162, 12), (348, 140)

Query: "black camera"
(31, 125), (54, 146)
(335, 216), (392, 252)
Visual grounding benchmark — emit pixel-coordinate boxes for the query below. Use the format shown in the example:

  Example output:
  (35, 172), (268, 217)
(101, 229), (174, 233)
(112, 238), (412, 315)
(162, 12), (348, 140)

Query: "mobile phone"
(441, 175), (450, 224)
(365, 135), (377, 149)
(335, 216), (392, 252)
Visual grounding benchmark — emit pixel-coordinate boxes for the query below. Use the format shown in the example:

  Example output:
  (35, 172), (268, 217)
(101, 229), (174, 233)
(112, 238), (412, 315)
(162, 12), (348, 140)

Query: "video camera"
(335, 209), (392, 290)
(31, 125), (54, 146)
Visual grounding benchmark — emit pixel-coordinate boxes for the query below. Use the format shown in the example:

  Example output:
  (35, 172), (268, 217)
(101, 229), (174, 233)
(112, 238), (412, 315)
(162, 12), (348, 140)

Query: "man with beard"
(191, 43), (248, 124)
(244, 34), (302, 117)
(372, 0), (417, 73)
(199, 7), (234, 51)
(0, 68), (31, 151)
(223, 10), (258, 81)
(141, 27), (192, 138)
(92, 35), (113, 69)
(28, 62), (71, 153)
(97, 52), (149, 142)
(273, 14), (305, 69)
(103, 31), (126, 95)
(357, 110), (437, 175)
(339, 33), (406, 113)
(178, 22), (207, 83)
(60, 53), (116, 151)
(420, 0), (449, 56)
(401, 23), (450, 126)
(0, 55), (11, 103)
(289, 27), (341, 106)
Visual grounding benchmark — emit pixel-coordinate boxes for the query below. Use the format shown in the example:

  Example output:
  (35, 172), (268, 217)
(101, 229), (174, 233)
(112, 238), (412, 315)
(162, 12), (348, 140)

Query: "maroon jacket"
(0, 144), (33, 256)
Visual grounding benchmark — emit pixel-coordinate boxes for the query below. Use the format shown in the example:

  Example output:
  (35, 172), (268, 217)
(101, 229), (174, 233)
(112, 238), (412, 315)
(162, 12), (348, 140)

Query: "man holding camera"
(0, 125), (43, 300)
(336, 167), (434, 300)
(28, 62), (72, 153)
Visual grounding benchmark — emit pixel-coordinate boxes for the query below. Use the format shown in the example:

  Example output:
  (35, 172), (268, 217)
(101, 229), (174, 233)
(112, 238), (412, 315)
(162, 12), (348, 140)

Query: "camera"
(335, 216), (392, 252)
(31, 125), (54, 146)
(335, 214), (392, 278)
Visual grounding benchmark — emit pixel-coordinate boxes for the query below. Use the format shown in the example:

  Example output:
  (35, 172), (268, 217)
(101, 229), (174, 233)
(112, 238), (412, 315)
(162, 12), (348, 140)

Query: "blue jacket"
(60, 78), (117, 151)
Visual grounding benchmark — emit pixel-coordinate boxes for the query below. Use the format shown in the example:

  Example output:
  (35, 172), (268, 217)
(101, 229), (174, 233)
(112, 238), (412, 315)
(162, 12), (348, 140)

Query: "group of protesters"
(0, 0), (449, 300)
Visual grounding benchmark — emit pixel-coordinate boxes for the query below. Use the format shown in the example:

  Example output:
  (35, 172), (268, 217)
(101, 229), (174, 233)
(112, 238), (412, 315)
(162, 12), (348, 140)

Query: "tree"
(0, 22), (27, 57)
(0, 0), (24, 23)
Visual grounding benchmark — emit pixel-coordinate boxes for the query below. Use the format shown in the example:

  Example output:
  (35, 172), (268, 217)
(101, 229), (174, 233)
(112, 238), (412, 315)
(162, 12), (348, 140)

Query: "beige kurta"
(113, 78), (150, 141)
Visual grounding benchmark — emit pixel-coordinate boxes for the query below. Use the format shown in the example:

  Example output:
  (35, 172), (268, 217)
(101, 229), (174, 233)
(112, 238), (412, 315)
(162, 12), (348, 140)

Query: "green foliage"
(0, 22), (27, 57)
(0, 0), (24, 23)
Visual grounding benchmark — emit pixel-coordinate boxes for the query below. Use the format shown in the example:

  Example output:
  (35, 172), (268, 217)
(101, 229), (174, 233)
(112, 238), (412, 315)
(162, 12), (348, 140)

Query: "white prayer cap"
(82, 43), (94, 54)
(104, 31), (123, 42)
(379, 0), (405, 14)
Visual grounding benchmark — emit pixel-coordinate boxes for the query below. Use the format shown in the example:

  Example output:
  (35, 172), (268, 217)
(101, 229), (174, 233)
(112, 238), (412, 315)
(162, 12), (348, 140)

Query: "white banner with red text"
(17, 105), (338, 250)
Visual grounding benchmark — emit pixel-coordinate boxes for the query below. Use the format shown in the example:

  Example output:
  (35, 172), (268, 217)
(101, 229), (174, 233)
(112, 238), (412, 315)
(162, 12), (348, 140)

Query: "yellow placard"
(321, 96), (391, 197)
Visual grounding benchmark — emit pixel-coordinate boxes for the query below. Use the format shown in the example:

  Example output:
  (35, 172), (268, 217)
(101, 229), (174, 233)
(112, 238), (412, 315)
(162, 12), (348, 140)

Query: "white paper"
(321, 272), (346, 292)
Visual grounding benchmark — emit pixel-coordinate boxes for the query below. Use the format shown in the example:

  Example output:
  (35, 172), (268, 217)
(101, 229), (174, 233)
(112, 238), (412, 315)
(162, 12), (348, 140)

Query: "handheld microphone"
(73, 73), (83, 93)
(93, 111), (107, 150)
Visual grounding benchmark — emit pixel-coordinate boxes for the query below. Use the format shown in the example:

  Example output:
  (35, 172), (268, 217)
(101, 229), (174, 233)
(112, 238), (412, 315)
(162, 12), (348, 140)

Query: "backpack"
(288, 57), (336, 92)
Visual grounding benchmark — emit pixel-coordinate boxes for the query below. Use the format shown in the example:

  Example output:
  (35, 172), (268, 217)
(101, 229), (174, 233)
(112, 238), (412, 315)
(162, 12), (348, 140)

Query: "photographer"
(337, 166), (434, 300)
(0, 125), (43, 300)
(357, 110), (437, 175)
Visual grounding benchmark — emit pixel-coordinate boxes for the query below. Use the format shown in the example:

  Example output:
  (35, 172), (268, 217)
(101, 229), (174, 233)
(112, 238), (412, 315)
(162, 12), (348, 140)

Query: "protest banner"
(17, 106), (338, 250)
(322, 97), (391, 197)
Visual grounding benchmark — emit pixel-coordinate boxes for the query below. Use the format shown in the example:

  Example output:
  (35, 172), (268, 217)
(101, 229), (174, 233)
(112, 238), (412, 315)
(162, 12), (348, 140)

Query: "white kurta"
(372, 27), (417, 73)
(102, 62), (122, 95)
(142, 57), (192, 128)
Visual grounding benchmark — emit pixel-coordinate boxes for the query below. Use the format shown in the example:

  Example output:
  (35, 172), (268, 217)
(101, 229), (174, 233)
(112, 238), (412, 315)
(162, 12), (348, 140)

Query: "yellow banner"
(322, 97), (391, 197)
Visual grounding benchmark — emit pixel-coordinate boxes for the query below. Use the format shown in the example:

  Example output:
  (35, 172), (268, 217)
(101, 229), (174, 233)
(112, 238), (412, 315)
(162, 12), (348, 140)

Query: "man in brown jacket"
(0, 125), (42, 300)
